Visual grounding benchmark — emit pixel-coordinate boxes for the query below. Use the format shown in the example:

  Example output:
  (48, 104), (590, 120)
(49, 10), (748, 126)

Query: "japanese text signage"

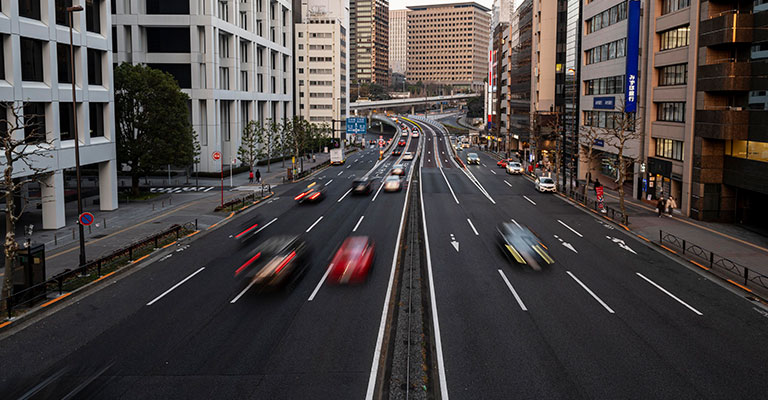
(593, 97), (615, 110)
(346, 117), (367, 135)
(625, 0), (641, 113)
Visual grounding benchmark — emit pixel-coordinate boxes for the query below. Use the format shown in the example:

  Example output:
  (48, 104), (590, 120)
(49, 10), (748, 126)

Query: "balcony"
(695, 109), (768, 141)
(699, 11), (753, 47)
(697, 62), (752, 92)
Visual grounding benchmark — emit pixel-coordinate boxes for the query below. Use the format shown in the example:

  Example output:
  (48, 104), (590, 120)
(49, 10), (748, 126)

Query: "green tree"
(238, 120), (264, 175)
(114, 63), (195, 195)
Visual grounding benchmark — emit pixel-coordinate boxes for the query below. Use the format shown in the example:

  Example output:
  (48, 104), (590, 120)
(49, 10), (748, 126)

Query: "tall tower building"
(113, 0), (294, 173)
(350, 0), (389, 88)
(389, 9), (408, 76)
(407, 2), (490, 91)
(295, 0), (349, 131)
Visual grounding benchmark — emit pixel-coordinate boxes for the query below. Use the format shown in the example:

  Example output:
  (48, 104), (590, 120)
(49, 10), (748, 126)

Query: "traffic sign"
(212, 151), (222, 160)
(79, 212), (94, 226)
(346, 117), (367, 135)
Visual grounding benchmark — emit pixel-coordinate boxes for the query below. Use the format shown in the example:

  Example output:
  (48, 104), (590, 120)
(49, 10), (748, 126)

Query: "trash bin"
(12, 243), (46, 304)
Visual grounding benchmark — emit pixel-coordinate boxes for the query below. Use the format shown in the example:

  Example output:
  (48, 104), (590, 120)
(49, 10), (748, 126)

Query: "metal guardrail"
(3, 220), (198, 319)
(565, 190), (630, 226)
(659, 230), (768, 293)
(215, 186), (272, 211)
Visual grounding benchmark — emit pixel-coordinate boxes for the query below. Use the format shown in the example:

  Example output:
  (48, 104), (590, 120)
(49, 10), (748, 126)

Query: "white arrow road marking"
(607, 236), (637, 254)
(636, 273), (703, 315)
(147, 267), (205, 306)
(554, 235), (578, 253)
(450, 234), (459, 252)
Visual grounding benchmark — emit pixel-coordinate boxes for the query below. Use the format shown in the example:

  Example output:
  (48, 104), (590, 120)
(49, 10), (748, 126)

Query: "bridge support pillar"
(440, 103), (444, 113)
(411, 105), (415, 115)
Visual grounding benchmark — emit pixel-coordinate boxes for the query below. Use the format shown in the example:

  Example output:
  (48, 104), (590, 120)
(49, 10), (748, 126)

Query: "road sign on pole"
(79, 212), (94, 226)
(212, 151), (222, 161)
(346, 117), (367, 135)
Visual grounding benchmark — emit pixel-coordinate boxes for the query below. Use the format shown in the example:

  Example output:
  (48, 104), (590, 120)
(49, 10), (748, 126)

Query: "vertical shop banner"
(625, 0), (641, 113)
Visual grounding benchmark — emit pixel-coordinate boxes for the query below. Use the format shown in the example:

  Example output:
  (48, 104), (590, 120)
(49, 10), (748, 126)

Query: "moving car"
(497, 222), (554, 271)
(506, 161), (524, 175)
(391, 149), (402, 157)
(383, 176), (402, 192)
(294, 185), (326, 203)
(412, 130), (420, 138)
(398, 140), (407, 147)
(401, 129), (409, 137)
(352, 178), (374, 195)
(497, 158), (514, 168)
(402, 152), (414, 161)
(234, 215), (261, 245)
(535, 176), (556, 193)
(330, 148), (345, 165)
(390, 164), (405, 175)
(466, 153), (480, 165)
(328, 236), (376, 284)
(234, 235), (310, 289)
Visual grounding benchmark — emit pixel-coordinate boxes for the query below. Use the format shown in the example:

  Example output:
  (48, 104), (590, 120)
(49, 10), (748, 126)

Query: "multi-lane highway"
(2, 115), (768, 399)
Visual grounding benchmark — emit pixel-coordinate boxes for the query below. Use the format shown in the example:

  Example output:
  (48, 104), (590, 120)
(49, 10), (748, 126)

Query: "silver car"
(506, 162), (523, 174)
(535, 176), (556, 193)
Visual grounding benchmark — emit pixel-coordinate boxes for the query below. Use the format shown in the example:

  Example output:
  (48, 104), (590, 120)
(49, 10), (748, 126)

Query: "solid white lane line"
(253, 217), (278, 234)
(636, 273), (703, 315)
(498, 269), (528, 311)
(307, 266), (332, 302)
(523, 195), (537, 205)
(147, 267), (205, 306)
(337, 188), (352, 202)
(504, 180), (512, 187)
(366, 149), (416, 400)
(371, 178), (386, 202)
(490, 169), (497, 175)
(467, 218), (479, 235)
(324, 179), (333, 186)
(305, 216), (324, 233)
(566, 271), (615, 314)
(438, 167), (460, 204)
(557, 219), (583, 237)
(338, 171), (344, 176)
(353, 215), (365, 232)
(511, 219), (522, 229)
(230, 280), (256, 304)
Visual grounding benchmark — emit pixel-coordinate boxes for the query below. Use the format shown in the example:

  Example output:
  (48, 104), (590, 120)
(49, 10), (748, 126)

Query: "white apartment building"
(388, 8), (406, 75)
(113, 0), (293, 172)
(295, 0), (348, 130)
(1, 0), (118, 229)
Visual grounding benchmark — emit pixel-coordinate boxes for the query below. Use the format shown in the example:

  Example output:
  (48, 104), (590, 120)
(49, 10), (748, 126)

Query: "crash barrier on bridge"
(2, 220), (198, 320)
(215, 185), (272, 212)
(565, 191), (630, 226)
(659, 230), (768, 298)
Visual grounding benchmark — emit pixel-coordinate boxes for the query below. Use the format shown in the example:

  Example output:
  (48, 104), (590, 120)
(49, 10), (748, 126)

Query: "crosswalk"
(149, 186), (215, 193)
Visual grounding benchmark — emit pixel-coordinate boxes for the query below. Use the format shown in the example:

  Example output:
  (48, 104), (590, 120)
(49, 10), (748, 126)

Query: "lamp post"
(68, 4), (86, 267)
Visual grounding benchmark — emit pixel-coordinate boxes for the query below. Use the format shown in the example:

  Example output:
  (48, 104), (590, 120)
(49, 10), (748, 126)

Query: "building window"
(21, 38), (44, 82)
(585, 75), (624, 95)
(147, 27), (191, 53)
(19, 0), (42, 20)
(199, 100), (208, 146)
(218, 0), (229, 22)
(57, 43), (74, 84)
(59, 102), (75, 141)
(219, 67), (229, 89)
(240, 41), (248, 62)
(658, 63), (687, 86)
(240, 11), (247, 29)
(659, 25), (690, 51)
(56, 0), (74, 26)
(586, 1), (627, 34)
(87, 49), (103, 85)
(585, 38), (626, 65)
(86, 0), (102, 34)
(656, 102), (685, 122)
(725, 140), (768, 162)
(146, 0), (190, 14)
(147, 63), (192, 88)
(0, 35), (5, 80)
(219, 34), (230, 57)
(655, 138), (684, 161)
(221, 101), (231, 141)
(24, 103), (46, 142)
(89, 103), (104, 137)
(240, 70), (248, 91)
(583, 110), (635, 130)
(661, 0), (690, 15)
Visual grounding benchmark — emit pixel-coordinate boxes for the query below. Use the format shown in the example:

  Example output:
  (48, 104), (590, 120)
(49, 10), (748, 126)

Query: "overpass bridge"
(350, 93), (479, 113)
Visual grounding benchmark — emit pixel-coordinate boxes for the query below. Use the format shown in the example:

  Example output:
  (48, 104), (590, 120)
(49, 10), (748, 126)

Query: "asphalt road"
(0, 129), (420, 399)
(414, 117), (768, 399)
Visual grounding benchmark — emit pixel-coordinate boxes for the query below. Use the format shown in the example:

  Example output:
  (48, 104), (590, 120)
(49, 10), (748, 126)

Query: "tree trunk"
(617, 145), (627, 220)
(132, 174), (140, 196)
(2, 189), (17, 311)
(267, 147), (271, 173)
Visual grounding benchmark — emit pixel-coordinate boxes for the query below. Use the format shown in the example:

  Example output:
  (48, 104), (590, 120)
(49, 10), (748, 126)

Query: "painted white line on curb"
(467, 218), (479, 236)
(498, 269), (528, 311)
(558, 219), (583, 237)
(636, 272), (703, 315)
(147, 267), (205, 306)
(566, 271), (615, 314)
(523, 195), (537, 205)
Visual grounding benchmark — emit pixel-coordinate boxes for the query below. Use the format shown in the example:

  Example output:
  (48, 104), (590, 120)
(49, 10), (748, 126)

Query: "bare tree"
(604, 102), (641, 219)
(1, 103), (54, 306)
(578, 124), (604, 198)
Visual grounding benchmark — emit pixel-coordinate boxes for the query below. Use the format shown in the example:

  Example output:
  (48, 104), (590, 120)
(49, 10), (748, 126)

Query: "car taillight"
(309, 192), (321, 200)
(274, 251), (296, 275)
(294, 192), (307, 201)
(235, 252), (262, 276)
(235, 222), (259, 239)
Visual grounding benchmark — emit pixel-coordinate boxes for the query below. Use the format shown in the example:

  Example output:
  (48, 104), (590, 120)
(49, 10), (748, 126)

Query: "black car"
(352, 178), (374, 195)
(391, 149), (402, 157)
(294, 186), (326, 203)
(497, 222), (554, 271)
(235, 235), (310, 290)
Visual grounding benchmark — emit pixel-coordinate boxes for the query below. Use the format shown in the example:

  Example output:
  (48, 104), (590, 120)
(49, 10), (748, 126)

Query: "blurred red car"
(328, 236), (375, 284)
(497, 158), (514, 168)
(398, 140), (406, 147)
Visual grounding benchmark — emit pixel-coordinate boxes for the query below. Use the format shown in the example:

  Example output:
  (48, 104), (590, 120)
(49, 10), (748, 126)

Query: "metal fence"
(215, 186), (272, 212)
(3, 220), (198, 318)
(565, 191), (630, 226)
(660, 230), (768, 294)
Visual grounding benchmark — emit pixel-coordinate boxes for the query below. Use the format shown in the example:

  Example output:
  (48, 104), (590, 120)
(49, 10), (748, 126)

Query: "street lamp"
(68, 4), (87, 267)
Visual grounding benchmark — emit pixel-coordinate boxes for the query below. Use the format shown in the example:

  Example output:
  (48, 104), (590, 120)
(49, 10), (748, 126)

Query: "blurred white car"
(402, 152), (414, 160)
(506, 162), (523, 174)
(535, 177), (556, 193)
(383, 176), (402, 192)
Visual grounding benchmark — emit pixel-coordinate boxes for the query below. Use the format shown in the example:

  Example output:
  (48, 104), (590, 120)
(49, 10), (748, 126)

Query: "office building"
(389, 8), (407, 76)
(295, 0), (349, 130)
(350, 0), (389, 87)
(1, 0), (118, 229)
(113, 0), (294, 173)
(407, 2), (490, 90)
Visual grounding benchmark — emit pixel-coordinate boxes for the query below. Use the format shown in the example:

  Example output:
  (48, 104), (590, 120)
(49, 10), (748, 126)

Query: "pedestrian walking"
(657, 197), (666, 217)
(667, 196), (677, 216)
(248, 170), (254, 183)
(255, 169), (261, 184)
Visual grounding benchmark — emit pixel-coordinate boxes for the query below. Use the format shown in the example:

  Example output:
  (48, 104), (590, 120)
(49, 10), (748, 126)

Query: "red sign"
(79, 212), (94, 226)
(212, 151), (222, 160)
(596, 186), (604, 198)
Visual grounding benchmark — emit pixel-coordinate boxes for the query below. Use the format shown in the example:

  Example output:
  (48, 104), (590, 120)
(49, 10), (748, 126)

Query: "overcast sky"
(389, 0), (493, 10)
